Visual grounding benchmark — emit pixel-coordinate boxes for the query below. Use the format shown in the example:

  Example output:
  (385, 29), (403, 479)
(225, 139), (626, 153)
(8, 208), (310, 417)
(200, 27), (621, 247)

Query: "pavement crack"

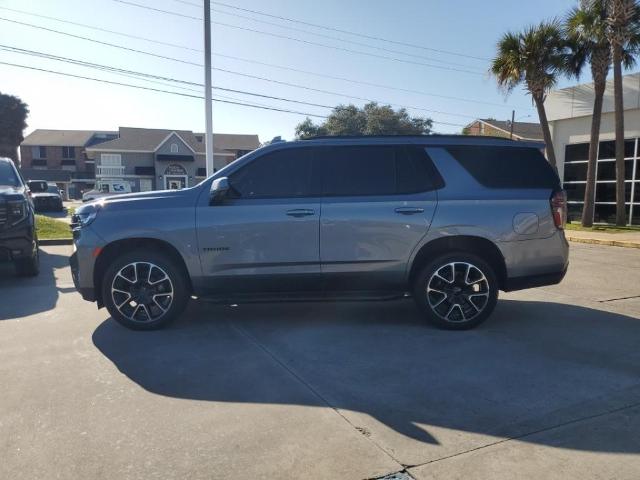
(226, 320), (405, 468)
(598, 294), (640, 303)
(405, 399), (640, 470)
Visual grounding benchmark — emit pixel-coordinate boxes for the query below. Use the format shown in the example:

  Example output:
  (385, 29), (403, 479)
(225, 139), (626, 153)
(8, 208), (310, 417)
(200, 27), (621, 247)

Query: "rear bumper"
(503, 263), (568, 292)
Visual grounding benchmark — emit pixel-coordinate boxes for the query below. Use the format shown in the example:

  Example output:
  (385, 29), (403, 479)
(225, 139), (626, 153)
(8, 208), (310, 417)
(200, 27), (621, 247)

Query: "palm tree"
(491, 21), (569, 169)
(565, 1), (611, 227)
(605, 0), (640, 225)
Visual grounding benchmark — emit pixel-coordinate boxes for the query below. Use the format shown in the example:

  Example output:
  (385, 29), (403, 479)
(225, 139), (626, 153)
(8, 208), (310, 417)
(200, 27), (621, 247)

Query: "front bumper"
(70, 250), (96, 301)
(69, 226), (104, 303)
(0, 220), (36, 261)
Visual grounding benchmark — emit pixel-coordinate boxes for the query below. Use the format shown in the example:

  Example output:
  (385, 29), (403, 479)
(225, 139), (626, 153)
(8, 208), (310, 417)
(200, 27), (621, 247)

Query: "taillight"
(551, 190), (567, 229)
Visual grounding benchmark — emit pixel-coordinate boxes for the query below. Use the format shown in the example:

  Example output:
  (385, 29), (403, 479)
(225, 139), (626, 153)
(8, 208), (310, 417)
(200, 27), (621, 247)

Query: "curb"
(566, 235), (640, 249)
(39, 238), (73, 246)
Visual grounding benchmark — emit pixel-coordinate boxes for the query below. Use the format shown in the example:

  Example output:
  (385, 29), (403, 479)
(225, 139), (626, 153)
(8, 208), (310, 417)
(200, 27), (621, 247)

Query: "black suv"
(0, 157), (39, 276)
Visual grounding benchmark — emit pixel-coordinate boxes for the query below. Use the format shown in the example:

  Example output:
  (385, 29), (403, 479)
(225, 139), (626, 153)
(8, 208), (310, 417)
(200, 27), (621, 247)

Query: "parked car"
(70, 136), (568, 331)
(0, 157), (39, 276)
(82, 180), (131, 202)
(28, 181), (64, 212)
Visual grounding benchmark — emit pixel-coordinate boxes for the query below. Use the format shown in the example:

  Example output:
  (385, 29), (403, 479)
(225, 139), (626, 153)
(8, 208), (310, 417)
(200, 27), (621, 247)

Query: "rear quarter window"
(446, 146), (560, 189)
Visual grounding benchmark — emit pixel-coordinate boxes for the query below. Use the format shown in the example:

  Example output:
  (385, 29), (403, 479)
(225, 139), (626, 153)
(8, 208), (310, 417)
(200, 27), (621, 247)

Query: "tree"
(295, 102), (432, 139)
(0, 92), (29, 163)
(605, 0), (640, 225)
(491, 21), (570, 169)
(565, 1), (612, 227)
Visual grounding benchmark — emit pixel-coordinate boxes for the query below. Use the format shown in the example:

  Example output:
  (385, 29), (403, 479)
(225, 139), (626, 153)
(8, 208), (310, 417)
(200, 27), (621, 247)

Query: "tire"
(412, 252), (498, 330)
(101, 249), (189, 330)
(15, 241), (40, 277)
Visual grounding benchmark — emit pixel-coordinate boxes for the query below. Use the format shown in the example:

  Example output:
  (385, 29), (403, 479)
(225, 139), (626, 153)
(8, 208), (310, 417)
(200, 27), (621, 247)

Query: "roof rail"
(299, 134), (517, 141)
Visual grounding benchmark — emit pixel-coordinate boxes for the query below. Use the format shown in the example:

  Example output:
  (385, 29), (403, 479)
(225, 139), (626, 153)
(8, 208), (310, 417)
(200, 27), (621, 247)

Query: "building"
(545, 72), (640, 225)
(463, 118), (543, 141)
(20, 128), (260, 198)
(20, 130), (118, 198)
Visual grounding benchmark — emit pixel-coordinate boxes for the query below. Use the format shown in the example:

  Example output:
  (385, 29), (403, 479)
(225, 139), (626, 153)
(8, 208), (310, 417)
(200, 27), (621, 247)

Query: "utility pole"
(509, 109), (515, 140)
(204, 0), (214, 176)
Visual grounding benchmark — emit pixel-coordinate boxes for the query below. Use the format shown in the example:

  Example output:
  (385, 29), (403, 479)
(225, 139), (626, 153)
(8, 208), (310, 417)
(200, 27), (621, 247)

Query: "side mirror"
(209, 177), (230, 205)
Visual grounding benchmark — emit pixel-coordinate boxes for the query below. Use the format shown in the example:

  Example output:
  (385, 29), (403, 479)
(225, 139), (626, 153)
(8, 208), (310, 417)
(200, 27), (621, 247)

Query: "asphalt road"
(1, 243), (639, 480)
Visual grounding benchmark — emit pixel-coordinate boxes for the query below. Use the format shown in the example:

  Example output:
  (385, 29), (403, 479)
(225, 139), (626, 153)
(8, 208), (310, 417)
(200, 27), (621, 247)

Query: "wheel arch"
(408, 235), (507, 290)
(93, 237), (192, 307)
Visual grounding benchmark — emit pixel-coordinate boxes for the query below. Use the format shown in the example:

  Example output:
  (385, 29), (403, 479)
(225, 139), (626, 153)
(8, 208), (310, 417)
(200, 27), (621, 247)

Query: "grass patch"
(565, 221), (640, 234)
(67, 205), (76, 217)
(36, 215), (72, 240)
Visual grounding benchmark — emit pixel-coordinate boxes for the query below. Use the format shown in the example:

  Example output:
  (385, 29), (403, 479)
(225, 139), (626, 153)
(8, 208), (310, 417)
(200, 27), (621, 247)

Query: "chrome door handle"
(286, 208), (315, 217)
(395, 207), (424, 215)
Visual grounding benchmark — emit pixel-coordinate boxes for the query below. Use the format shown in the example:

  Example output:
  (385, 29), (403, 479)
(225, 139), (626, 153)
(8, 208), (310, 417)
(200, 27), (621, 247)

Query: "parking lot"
(1, 242), (639, 479)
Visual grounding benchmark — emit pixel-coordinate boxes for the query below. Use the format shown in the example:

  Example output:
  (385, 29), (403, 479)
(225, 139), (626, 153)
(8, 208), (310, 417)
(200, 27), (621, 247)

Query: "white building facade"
(545, 72), (640, 225)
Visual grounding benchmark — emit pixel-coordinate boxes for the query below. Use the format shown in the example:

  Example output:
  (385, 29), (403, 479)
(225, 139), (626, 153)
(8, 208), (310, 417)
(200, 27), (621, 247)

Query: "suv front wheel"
(102, 250), (189, 330)
(413, 252), (498, 330)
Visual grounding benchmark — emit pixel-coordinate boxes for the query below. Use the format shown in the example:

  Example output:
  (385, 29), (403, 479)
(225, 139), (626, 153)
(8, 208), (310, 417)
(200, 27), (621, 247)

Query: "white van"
(82, 180), (132, 202)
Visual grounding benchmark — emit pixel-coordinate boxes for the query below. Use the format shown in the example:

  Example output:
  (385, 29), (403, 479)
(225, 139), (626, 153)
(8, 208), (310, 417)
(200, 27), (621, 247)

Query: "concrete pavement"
(1, 243), (639, 479)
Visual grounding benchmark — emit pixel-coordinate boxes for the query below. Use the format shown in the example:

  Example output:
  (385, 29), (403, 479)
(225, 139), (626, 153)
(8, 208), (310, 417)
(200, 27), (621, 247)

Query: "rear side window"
(446, 146), (560, 189)
(230, 148), (317, 198)
(318, 146), (439, 196)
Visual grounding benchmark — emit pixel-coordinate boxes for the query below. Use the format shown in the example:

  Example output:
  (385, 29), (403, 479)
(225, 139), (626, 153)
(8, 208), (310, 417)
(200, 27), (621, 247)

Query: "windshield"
(47, 185), (59, 193)
(0, 162), (20, 187)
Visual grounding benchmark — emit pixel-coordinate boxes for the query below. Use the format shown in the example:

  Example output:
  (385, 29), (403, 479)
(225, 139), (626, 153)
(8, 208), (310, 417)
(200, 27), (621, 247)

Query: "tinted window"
(596, 160), (634, 181)
(230, 148), (316, 198)
(319, 146), (437, 196)
(446, 146), (560, 189)
(0, 162), (19, 187)
(564, 162), (588, 182)
(598, 140), (635, 159)
(565, 143), (590, 162)
(565, 182), (586, 202)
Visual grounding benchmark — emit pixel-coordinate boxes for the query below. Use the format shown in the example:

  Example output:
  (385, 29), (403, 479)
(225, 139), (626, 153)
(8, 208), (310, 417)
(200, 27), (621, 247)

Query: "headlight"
(71, 203), (101, 229)
(8, 200), (28, 225)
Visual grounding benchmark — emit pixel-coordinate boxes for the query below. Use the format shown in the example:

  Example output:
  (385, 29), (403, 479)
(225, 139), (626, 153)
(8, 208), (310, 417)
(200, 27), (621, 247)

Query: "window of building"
(100, 154), (122, 166)
(32, 146), (47, 159)
(31, 159), (47, 167)
(170, 143), (179, 153)
(195, 135), (203, 143)
(61, 159), (76, 166)
(563, 138), (639, 225)
(62, 146), (76, 159)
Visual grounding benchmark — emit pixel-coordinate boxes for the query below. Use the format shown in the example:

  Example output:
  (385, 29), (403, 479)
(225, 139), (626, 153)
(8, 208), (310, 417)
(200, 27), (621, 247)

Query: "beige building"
(545, 72), (640, 225)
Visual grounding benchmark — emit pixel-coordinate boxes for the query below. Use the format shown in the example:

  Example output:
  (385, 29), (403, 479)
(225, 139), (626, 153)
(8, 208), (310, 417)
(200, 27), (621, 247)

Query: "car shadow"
(92, 298), (640, 453)
(0, 249), (73, 320)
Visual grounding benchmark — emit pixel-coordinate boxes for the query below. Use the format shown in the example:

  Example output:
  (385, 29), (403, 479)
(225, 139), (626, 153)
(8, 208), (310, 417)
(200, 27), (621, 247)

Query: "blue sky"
(0, 0), (616, 142)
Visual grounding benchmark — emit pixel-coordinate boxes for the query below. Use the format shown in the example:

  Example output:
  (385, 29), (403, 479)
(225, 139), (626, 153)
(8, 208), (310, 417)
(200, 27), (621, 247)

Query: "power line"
(193, 4), (482, 70)
(0, 60), (469, 128)
(199, 0), (490, 61)
(0, 44), (336, 110)
(0, 61), (329, 118)
(111, 0), (484, 76)
(0, 19), (480, 121)
(0, 6), (519, 109)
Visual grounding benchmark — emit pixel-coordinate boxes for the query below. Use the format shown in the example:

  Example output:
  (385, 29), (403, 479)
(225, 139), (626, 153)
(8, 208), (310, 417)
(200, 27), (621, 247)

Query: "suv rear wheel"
(102, 250), (189, 330)
(413, 252), (498, 330)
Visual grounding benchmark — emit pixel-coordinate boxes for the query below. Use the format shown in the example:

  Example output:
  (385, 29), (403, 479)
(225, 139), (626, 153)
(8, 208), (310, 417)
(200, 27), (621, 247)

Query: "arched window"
(170, 143), (179, 153)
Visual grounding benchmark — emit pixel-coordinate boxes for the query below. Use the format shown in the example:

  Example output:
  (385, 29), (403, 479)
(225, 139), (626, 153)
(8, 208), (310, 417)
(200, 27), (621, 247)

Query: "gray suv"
(70, 136), (569, 331)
